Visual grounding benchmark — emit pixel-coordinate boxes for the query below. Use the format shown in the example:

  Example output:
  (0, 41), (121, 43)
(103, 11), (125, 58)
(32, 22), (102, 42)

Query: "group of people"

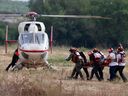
(5, 43), (127, 82)
(66, 44), (127, 82)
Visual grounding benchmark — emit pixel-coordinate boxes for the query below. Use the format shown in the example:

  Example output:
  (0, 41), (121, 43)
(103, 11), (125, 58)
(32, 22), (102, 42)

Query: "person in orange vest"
(5, 48), (19, 71)
(66, 47), (84, 80)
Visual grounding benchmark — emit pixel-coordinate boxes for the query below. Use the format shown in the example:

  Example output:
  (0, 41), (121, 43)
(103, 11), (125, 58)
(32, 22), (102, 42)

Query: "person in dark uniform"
(89, 48), (104, 81)
(5, 48), (19, 71)
(87, 51), (95, 79)
(79, 51), (90, 80)
(66, 48), (84, 80)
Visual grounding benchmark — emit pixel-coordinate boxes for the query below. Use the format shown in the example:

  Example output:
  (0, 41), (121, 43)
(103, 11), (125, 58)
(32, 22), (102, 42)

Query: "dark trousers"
(83, 67), (89, 80)
(109, 66), (118, 80)
(6, 54), (19, 71)
(71, 64), (83, 79)
(90, 63), (103, 81)
(115, 66), (127, 82)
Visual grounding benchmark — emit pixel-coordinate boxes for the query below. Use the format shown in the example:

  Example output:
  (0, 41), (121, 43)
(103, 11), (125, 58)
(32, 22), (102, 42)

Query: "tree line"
(0, 0), (128, 48)
(29, 0), (128, 48)
(0, 0), (28, 45)
(0, 0), (28, 13)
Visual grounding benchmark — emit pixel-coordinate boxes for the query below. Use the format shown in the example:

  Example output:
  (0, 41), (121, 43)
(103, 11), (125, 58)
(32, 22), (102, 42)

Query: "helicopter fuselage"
(17, 21), (50, 68)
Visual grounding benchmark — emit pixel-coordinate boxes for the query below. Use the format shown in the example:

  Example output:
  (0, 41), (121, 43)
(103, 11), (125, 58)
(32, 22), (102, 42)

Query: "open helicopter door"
(50, 26), (53, 54)
(5, 25), (17, 53)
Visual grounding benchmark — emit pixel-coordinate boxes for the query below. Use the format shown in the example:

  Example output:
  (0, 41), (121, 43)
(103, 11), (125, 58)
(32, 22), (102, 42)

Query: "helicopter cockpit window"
(20, 33), (33, 44)
(19, 33), (45, 44)
(35, 33), (44, 44)
(36, 24), (42, 31)
(24, 24), (30, 32)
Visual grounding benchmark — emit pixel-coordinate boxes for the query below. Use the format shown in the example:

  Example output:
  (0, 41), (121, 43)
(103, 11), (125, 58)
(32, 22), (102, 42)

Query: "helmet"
(108, 48), (114, 52)
(69, 47), (77, 52)
(93, 48), (99, 53)
(117, 47), (124, 52)
(88, 51), (93, 56)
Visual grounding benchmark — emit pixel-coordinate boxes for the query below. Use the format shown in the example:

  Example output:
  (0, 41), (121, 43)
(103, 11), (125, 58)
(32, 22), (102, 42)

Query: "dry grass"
(0, 46), (128, 96)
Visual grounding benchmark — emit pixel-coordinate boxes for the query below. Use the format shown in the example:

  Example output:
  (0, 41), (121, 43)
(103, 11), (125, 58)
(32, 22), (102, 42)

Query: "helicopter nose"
(21, 44), (46, 50)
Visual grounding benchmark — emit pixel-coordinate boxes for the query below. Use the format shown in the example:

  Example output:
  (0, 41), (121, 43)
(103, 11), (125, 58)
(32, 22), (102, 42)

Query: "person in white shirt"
(116, 47), (127, 82)
(107, 48), (118, 81)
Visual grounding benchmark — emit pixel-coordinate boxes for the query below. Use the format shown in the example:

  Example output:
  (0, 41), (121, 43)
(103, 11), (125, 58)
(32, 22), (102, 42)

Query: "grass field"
(0, 46), (128, 96)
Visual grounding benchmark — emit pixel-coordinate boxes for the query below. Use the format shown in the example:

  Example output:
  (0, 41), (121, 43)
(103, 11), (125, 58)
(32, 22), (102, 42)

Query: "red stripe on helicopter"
(5, 40), (17, 43)
(19, 49), (49, 53)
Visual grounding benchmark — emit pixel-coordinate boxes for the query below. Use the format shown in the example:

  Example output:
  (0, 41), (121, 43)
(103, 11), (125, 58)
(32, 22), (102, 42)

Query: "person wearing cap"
(116, 47), (127, 82)
(88, 48), (104, 81)
(107, 48), (118, 81)
(65, 48), (84, 80)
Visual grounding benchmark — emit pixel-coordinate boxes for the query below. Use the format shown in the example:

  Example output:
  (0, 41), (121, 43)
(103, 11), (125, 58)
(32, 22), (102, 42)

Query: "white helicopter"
(5, 12), (54, 70)
(3, 12), (111, 70)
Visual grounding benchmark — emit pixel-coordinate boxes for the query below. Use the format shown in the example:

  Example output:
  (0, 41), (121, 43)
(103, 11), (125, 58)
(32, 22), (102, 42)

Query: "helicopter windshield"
(19, 33), (45, 44)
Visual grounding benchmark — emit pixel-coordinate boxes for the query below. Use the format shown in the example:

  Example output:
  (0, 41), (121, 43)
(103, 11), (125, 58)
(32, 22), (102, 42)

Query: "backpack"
(79, 51), (87, 63)
(118, 52), (125, 63)
(71, 53), (79, 63)
(93, 52), (102, 62)
(98, 51), (105, 60)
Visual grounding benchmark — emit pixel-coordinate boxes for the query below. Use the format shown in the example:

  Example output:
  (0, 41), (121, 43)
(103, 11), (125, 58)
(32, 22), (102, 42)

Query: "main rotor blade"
(0, 13), (111, 19)
(0, 14), (22, 17)
(40, 15), (111, 19)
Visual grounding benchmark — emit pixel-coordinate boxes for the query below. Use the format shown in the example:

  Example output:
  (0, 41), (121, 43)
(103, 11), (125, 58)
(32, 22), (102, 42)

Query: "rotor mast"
(26, 12), (39, 21)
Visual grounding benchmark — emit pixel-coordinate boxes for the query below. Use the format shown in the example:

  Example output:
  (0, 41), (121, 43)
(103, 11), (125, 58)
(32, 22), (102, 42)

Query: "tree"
(29, 0), (128, 48)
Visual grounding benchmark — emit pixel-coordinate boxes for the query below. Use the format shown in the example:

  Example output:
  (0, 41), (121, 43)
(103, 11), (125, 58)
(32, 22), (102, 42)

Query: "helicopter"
(4, 12), (55, 70)
(2, 12), (111, 70)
